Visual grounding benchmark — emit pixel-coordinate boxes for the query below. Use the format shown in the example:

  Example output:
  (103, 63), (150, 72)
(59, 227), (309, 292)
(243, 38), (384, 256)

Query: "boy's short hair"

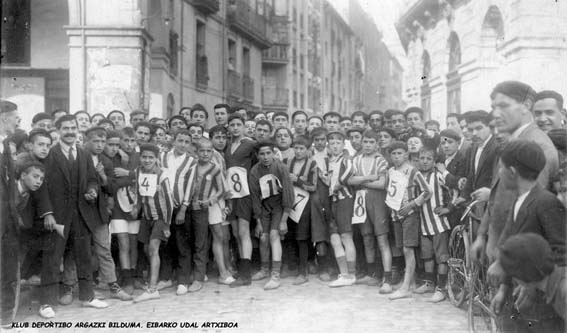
(190, 104), (208, 118)
(500, 140), (546, 180)
(214, 103), (230, 111)
(292, 135), (312, 148)
(106, 130), (122, 140)
(130, 109), (147, 119)
(351, 111), (368, 122)
(326, 131), (345, 141)
(173, 129), (192, 140)
(187, 122), (205, 132)
(308, 115), (323, 123)
(121, 127), (136, 138)
(20, 160), (46, 176)
(107, 110), (125, 119)
(377, 127), (397, 138)
(209, 125), (228, 138)
(274, 126), (293, 138)
(196, 138), (213, 149)
(84, 126), (107, 139)
(54, 114), (77, 129)
(228, 113), (244, 124)
(347, 127), (364, 137)
(28, 128), (52, 144)
(134, 121), (154, 133)
(499, 233), (554, 283)
(535, 90), (564, 110)
(32, 112), (52, 124)
(256, 140), (275, 151)
(98, 118), (115, 129)
(292, 110), (307, 120)
(340, 116), (351, 123)
(389, 109), (405, 118)
(389, 141), (408, 153)
(464, 110), (492, 126)
(139, 143), (160, 157)
(418, 146), (438, 160)
(405, 107), (424, 119)
(323, 112), (341, 121)
(255, 119), (273, 131)
(361, 129), (379, 141)
(425, 120), (440, 128)
(168, 115), (188, 128)
(273, 111), (289, 120)
(310, 127), (328, 139)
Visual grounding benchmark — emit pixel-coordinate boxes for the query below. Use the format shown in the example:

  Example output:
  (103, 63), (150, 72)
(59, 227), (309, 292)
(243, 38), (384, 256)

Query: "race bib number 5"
(138, 173), (158, 197)
(289, 187), (309, 223)
(352, 190), (367, 224)
(227, 167), (250, 199)
(385, 169), (408, 211)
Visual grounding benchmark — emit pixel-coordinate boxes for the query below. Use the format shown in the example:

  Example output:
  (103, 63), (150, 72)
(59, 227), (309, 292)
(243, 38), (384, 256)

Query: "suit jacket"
(498, 183), (566, 265)
(0, 139), (18, 236)
(43, 143), (99, 233)
(461, 135), (500, 199)
(444, 149), (468, 189)
(89, 152), (114, 225)
(16, 152), (52, 222)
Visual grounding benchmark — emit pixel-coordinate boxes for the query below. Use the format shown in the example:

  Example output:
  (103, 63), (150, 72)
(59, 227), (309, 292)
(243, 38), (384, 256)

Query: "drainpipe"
(81, 0), (87, 111)
(222, 1), (227, 101)
(179, 1), (184, 107)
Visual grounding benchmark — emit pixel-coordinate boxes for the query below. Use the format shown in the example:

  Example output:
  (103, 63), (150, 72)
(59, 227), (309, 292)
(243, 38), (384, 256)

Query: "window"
(1, 0), (31, 65)
(292, 48), (297, 66)
(228, 39), (237, 71)
(300, 93), (304, 109)
(196, 21), (208, 86)
(242, 47), (250, 75)
(169, 31), (179, 76)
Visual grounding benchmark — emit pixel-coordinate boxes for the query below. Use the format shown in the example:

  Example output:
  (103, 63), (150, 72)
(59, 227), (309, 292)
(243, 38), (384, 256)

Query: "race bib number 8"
(138, 173), (158, 197)
(289, 187), (309, 223)
(259, 174), (282, 200)
(352, 190), (367, 224)
(227, 167), (250, 199)
(385, 169), (408, 211)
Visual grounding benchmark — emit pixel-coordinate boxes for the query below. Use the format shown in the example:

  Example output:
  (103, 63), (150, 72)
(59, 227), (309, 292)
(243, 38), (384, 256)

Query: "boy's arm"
(299, 161), (318, 192)
(210, 167), (225, 204)
(278, 163), (295, 213)
(338, 158), (354, 186)
(249, 168), (263, 221)
(413, 170), (432, 206)
(364, 157), (389, 190)
(159, 177), (175, 224)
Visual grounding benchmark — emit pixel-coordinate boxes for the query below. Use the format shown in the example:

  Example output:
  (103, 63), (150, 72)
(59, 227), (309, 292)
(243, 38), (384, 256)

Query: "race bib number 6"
(138, 173), (158, 197)
(227, 167), (250, 199)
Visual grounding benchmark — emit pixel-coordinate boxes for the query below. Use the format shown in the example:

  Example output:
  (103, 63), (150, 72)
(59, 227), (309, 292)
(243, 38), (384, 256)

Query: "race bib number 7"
(385, 169), (408, 211)
(227, 167), (250, 199)
(289, 187), (309, 223)
(138, 173), (158, 197)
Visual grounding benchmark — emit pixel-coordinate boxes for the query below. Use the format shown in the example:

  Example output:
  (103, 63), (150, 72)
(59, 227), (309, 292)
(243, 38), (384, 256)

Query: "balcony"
(227, 69), (241, 98)
(193, 0), (220, 15)
(227, 0), (272, 49)
(242, 74), (254, 102)
(262, 44), (289, 65)
(262, 87), (289, 108)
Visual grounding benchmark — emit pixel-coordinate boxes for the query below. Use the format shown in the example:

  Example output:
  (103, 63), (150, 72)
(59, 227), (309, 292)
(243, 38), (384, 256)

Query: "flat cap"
(0, 100), (17, 113)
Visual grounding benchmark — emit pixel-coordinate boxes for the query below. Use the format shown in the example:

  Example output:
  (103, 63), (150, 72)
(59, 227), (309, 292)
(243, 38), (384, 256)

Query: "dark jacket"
(461, 135), (500, 199)
(443, 149), (468, 190)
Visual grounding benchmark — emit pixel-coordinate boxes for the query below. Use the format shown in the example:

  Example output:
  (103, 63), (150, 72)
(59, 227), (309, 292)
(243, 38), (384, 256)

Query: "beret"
(501, 140), (546, 173)
(499, 233), (554, 282)
(440, 129), (461, 141)
(0, 100), (17, 113)
(326, 131), (346, 140)
(548, 128), (567, 152)
(389, 140), (408, 152)
(106, 130), (122, 140)
(346, 127), (364, 136)
(32, 112), (52, 124)
(491, 81), (536, 103)
(84, 126), (107, 137)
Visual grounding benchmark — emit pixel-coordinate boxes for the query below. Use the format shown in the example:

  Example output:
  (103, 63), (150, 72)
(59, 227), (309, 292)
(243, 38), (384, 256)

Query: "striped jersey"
(418, 170), (451, 236)
(160, 150), (196, 208)
(184, 162), (225, 209)
(286, 157), (318, 192)
(327, 154), (354, 201)
(389, 164), (432, 221)
(352, 153), (389, 181)
(137, 167), (174, 223)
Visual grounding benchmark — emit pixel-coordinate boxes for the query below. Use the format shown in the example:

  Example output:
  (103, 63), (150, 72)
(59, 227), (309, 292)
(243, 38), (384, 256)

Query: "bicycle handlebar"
(459, 199), (481, 223)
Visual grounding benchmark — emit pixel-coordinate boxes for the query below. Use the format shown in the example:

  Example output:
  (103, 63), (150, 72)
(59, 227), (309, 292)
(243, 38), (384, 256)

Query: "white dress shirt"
(513, 189), (531, 222)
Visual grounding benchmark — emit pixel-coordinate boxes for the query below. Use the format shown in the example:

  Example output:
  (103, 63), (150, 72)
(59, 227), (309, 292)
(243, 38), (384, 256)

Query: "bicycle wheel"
(468, 262), (498, 333)
(447, 225), (469, 308)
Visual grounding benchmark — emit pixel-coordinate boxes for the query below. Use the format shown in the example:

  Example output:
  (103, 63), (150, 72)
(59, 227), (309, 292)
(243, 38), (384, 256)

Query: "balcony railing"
(227, 0), (272, 49)
(227, 70), (241, 98)
(262, 44), (289, 65)
(242, 74), (254, 102)
(262, 87), (289, 108)
(193, 0), (220, 15)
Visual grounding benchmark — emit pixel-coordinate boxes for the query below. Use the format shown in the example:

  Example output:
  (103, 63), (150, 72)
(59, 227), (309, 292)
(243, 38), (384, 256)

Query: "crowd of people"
(1, 80), (566, 330)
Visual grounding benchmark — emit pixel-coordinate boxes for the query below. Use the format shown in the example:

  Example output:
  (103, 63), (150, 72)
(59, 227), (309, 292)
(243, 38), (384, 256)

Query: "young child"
(327, 131), (357, 287)
(249, 141), (295, 290)
(413, 146), (451, 303)
(132, 143), (174, 303)
(385, 141), (431, 300)
(347, 130), (393, 293)
(275, 127), (295, 163)
(286, 135), (318, 285)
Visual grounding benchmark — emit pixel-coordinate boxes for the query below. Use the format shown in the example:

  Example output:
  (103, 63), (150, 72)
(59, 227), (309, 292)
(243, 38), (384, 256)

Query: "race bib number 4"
(289, 187), (309, 223)
(227, 167), (250, 199)
(138, 173), (158, 197)
(259, 174), (282, 200)
(385, 169), (408, 211)
(352, 190), (367, 224)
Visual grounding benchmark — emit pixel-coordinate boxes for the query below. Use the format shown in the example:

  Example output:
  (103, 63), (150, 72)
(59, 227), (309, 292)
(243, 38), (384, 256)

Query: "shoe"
(176, 284), (188, 296)
(329, 274), (356, 288)
(379, 282), (393, 294)
(218, 276), (235, 285)
(426, 287), (446, 303)
(319, 272), (332, 282)
(229, 276), (251, 288)
(367, 275), (381, 287)
(280, 268), (298, 279)
(263, 273), (281, 290)
(95, 282), (110, 290)
(122, 283), (134, 295)
(156, 280), (173, 291)
(110, 288), (133, 301)
(413, 281), (435, 294)
(308, 262), (318, 275)
(94, 290), (106, 300)
(187, 281), (202, 293)
(22, 274), (41, 286)
(59, 287), (73, 305)
(204, 275), (208, 282)
(133, 288), (160, 303)
(292, 274), (308, 285)
(1, 321), (13, 329)
(39, 304), (55, 319)
(389, 289), (412, 300)
(133, 279), (146, 290)
(251, 268), (269, 281)
(355, 275), (371, 285)
(82, 298), (109, 309)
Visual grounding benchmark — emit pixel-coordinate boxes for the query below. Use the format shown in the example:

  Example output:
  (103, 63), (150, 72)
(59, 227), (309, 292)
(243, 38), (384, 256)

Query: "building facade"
(397, 0), (567, 123)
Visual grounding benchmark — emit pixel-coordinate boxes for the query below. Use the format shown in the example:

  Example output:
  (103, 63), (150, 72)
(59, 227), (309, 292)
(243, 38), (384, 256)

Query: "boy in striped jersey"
(133, 144), (174, 303)
(327, 131), (357, 287)
(386, 141), (432, 300)
(413, 147), (452, 302)
(250, 141), (295, 290)
(347, 130), (393, 293)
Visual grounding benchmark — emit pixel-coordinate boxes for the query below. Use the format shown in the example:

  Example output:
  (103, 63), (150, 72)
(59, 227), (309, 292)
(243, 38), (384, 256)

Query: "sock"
(366, 262), (377, 277)
(241, 259), (251, 279)
(437, 273), (448, 289)
(424, 272), (435, 284)
(347, 261), (356, 275)
(383, 271), (392, 284)
(109, 281), (120, 292)
(392, 256), (403, 271)
(261, 261), (270, 271)
(272, 261), (281, 277)
(335, 256), (348, 275)
(298, 240), (309, 275)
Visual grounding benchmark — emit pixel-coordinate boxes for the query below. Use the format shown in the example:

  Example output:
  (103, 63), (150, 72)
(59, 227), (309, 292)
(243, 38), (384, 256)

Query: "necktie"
(68, 148), (75, 164)
(17, 191), (30, 212)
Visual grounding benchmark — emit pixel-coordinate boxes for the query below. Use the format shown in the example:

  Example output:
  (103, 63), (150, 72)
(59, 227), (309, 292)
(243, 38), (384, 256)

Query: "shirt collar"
(511, 123), (531, 139)
(17, 180), (27, 195)
(479, 135), (492, 149)
(59, 141), (75, 155)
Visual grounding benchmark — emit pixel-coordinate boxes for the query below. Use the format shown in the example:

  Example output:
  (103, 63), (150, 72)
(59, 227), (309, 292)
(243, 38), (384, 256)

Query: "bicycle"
(447, 200), (498, 333)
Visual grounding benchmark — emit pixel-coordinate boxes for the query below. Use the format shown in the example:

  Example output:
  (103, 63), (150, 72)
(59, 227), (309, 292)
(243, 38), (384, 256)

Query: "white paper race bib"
(385, 169), (409, 211)
(227, 167), (250, 199)
(328, 161), (341, 196)
(138, 173), (158, 197)
(259, 174), (282, 200)
(352, 190), (367, 224)
(289, 187), (309, 223)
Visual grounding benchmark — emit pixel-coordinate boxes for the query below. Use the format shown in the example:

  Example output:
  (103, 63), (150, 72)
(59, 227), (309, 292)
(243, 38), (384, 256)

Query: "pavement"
(6, 275), (469, 333)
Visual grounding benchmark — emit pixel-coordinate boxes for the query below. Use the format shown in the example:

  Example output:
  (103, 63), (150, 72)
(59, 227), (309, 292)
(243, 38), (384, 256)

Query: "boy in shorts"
(133, 144), (174, 302)
(250, 141), (295, 290)
(385, 141), (431, 300)
(327, 131), (357, 287)
(347, 130), (393, 293)
(413, 147), (451, 303)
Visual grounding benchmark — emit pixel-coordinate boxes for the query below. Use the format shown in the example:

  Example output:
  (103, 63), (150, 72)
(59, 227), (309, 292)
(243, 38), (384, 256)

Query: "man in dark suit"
(38, 114), (109, 319)
(0, 100), (21, 328)
(488, 140), (565, 332)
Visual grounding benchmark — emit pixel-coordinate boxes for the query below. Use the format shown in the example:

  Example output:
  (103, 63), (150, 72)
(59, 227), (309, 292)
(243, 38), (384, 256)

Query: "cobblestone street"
(9, 275), (468, 333)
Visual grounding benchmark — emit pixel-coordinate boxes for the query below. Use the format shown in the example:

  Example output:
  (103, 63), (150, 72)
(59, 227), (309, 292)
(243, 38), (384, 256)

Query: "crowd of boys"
(1, 80), (566, 331)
